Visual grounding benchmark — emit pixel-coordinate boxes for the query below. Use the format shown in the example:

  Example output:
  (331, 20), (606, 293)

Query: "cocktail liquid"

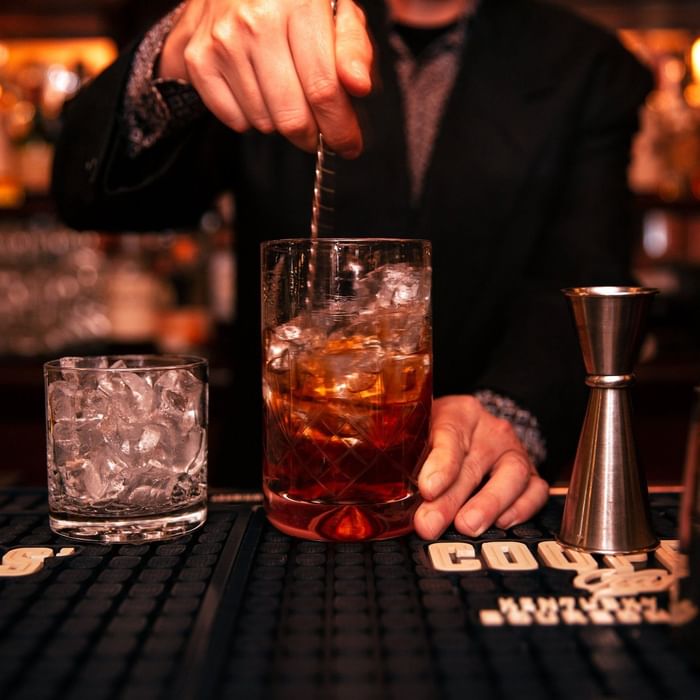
(263, 336), (431, 540)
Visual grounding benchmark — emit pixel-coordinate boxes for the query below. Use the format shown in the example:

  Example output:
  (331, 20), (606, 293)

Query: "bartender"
(50, 0), (653, 539)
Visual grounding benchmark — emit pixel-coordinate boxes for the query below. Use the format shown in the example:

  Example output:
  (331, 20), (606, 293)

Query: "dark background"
(0, 0), (698, 490)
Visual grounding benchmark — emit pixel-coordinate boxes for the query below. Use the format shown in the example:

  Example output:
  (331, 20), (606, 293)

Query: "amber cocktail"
(261, 239), (432, 541)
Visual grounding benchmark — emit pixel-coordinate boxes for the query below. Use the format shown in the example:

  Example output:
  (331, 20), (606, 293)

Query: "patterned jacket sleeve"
(123, 2), (205, 157)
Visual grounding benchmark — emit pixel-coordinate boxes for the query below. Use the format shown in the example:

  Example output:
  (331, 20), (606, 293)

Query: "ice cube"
(345, 345), (383, 394)
(148, 415), (205, 474)
(73, 445), (128, 502)
(97, 370), (123, 398)
(96, 368), (154, 424)
(125, 464), (178, 507)
(388, 311), (429, 354)
(266, 322), (324, 371)
(329, 311), (379, 343)
(120, 371), (154, 416)
(136, 424), (161, 454)
(76, 419), (108, 459)
(265, 327), (292, 372)
(58, 458), (90, 500)
(346, 370), (381, 394)
(154, 369), (204, 432)
(376, 263), (424, 308)
(48, 381), (78, 423)
(59, 356), (80, 385)
(312, 343), (383, 399)
(117, 424), (161, 459)
(79, 388), (111, 423)
(171, 472), (203, 504)
(113, 422), (139, 453)
(276, 323), (305, 342)
(82, 460), (110, 501)
(170, 425), (205, 473)
(51, 420), (79, 465)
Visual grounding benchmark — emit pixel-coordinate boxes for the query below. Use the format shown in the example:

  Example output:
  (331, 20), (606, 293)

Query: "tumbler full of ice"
(45, 355), (208, 543)
(261, 238), (432, 541)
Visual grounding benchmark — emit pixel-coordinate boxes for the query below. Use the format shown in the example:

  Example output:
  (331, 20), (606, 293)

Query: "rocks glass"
(261, 238), (432, 541)
(45, 355), (208, 543)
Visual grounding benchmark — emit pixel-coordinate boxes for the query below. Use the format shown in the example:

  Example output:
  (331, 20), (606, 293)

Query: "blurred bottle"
(0, 107), (24, 209)
(207, 193), (237, 326)
(157, 231), (211, 354)
(204, 194), (236, 370)
(645, 53), (700, 201)
(7, 59), (81, 197)
(15, 100), (53, 195)
(105, 235), (166, 347)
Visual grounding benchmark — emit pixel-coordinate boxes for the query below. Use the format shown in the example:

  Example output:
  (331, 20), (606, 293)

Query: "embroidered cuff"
(474, 389), (548, 467)
(124, 2), (205, 157)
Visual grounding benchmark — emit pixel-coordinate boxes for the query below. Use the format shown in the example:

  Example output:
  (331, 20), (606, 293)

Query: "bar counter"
(1, 486), (698, 700)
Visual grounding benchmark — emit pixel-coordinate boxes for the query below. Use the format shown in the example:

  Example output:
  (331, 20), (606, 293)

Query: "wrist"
(124, 1), (204, 157)
(473, 389), (548, 467)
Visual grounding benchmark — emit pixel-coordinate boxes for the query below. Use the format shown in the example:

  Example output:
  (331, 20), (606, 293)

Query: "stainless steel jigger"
(558, 286), (659, 554)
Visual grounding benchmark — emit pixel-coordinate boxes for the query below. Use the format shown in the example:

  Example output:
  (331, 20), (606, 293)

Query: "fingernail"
(422, 510), (444, 540)
(460, 508), (485, 536)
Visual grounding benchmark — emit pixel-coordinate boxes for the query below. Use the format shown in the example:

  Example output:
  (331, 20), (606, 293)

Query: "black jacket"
(51, 0), (653, 486)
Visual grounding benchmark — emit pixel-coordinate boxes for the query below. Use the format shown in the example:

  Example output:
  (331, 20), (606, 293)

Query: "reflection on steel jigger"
(558, 286), (659, 555)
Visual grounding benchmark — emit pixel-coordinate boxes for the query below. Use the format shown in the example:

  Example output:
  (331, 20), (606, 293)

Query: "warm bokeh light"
(685, 36), (700, 185)
(618, 28), (695, 62)
(0, 38), (116, 76)
(692, 35), (700, 83)
(662, 55), (686, 84)
(685, 82), (700, 107)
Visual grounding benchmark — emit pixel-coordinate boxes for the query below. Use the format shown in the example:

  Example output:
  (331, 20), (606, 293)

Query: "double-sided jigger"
(558, 286), (659, 554)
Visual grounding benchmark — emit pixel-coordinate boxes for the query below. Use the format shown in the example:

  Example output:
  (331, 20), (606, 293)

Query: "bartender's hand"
(159, 0), (373, 157)
(414, 396), (549, 540)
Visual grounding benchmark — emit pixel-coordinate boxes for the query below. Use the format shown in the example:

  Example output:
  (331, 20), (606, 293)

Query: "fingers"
(453, 450), (533, 536)
(179, 4), (270, 134)
(414, 455), (484, 541)
(189, 73), (252, 133)
(415, 449), (547, 541)
(335, 0), (373, 97)
(184, 29), (265, 134)
(288, 1), (363, 157)
(494, 470), (549, 530)
(414, 396), (486, 540)
(418, 396), (477, 501)
(248, 15), (319, 150)
(165, 0), (370, 157)
(417, 420), (466, 501)
(413, 395), (549, 541)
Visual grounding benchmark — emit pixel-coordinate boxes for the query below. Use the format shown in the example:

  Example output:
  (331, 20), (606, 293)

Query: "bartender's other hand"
(414, 396), (549, 540)
(159, 0), (373, 157)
